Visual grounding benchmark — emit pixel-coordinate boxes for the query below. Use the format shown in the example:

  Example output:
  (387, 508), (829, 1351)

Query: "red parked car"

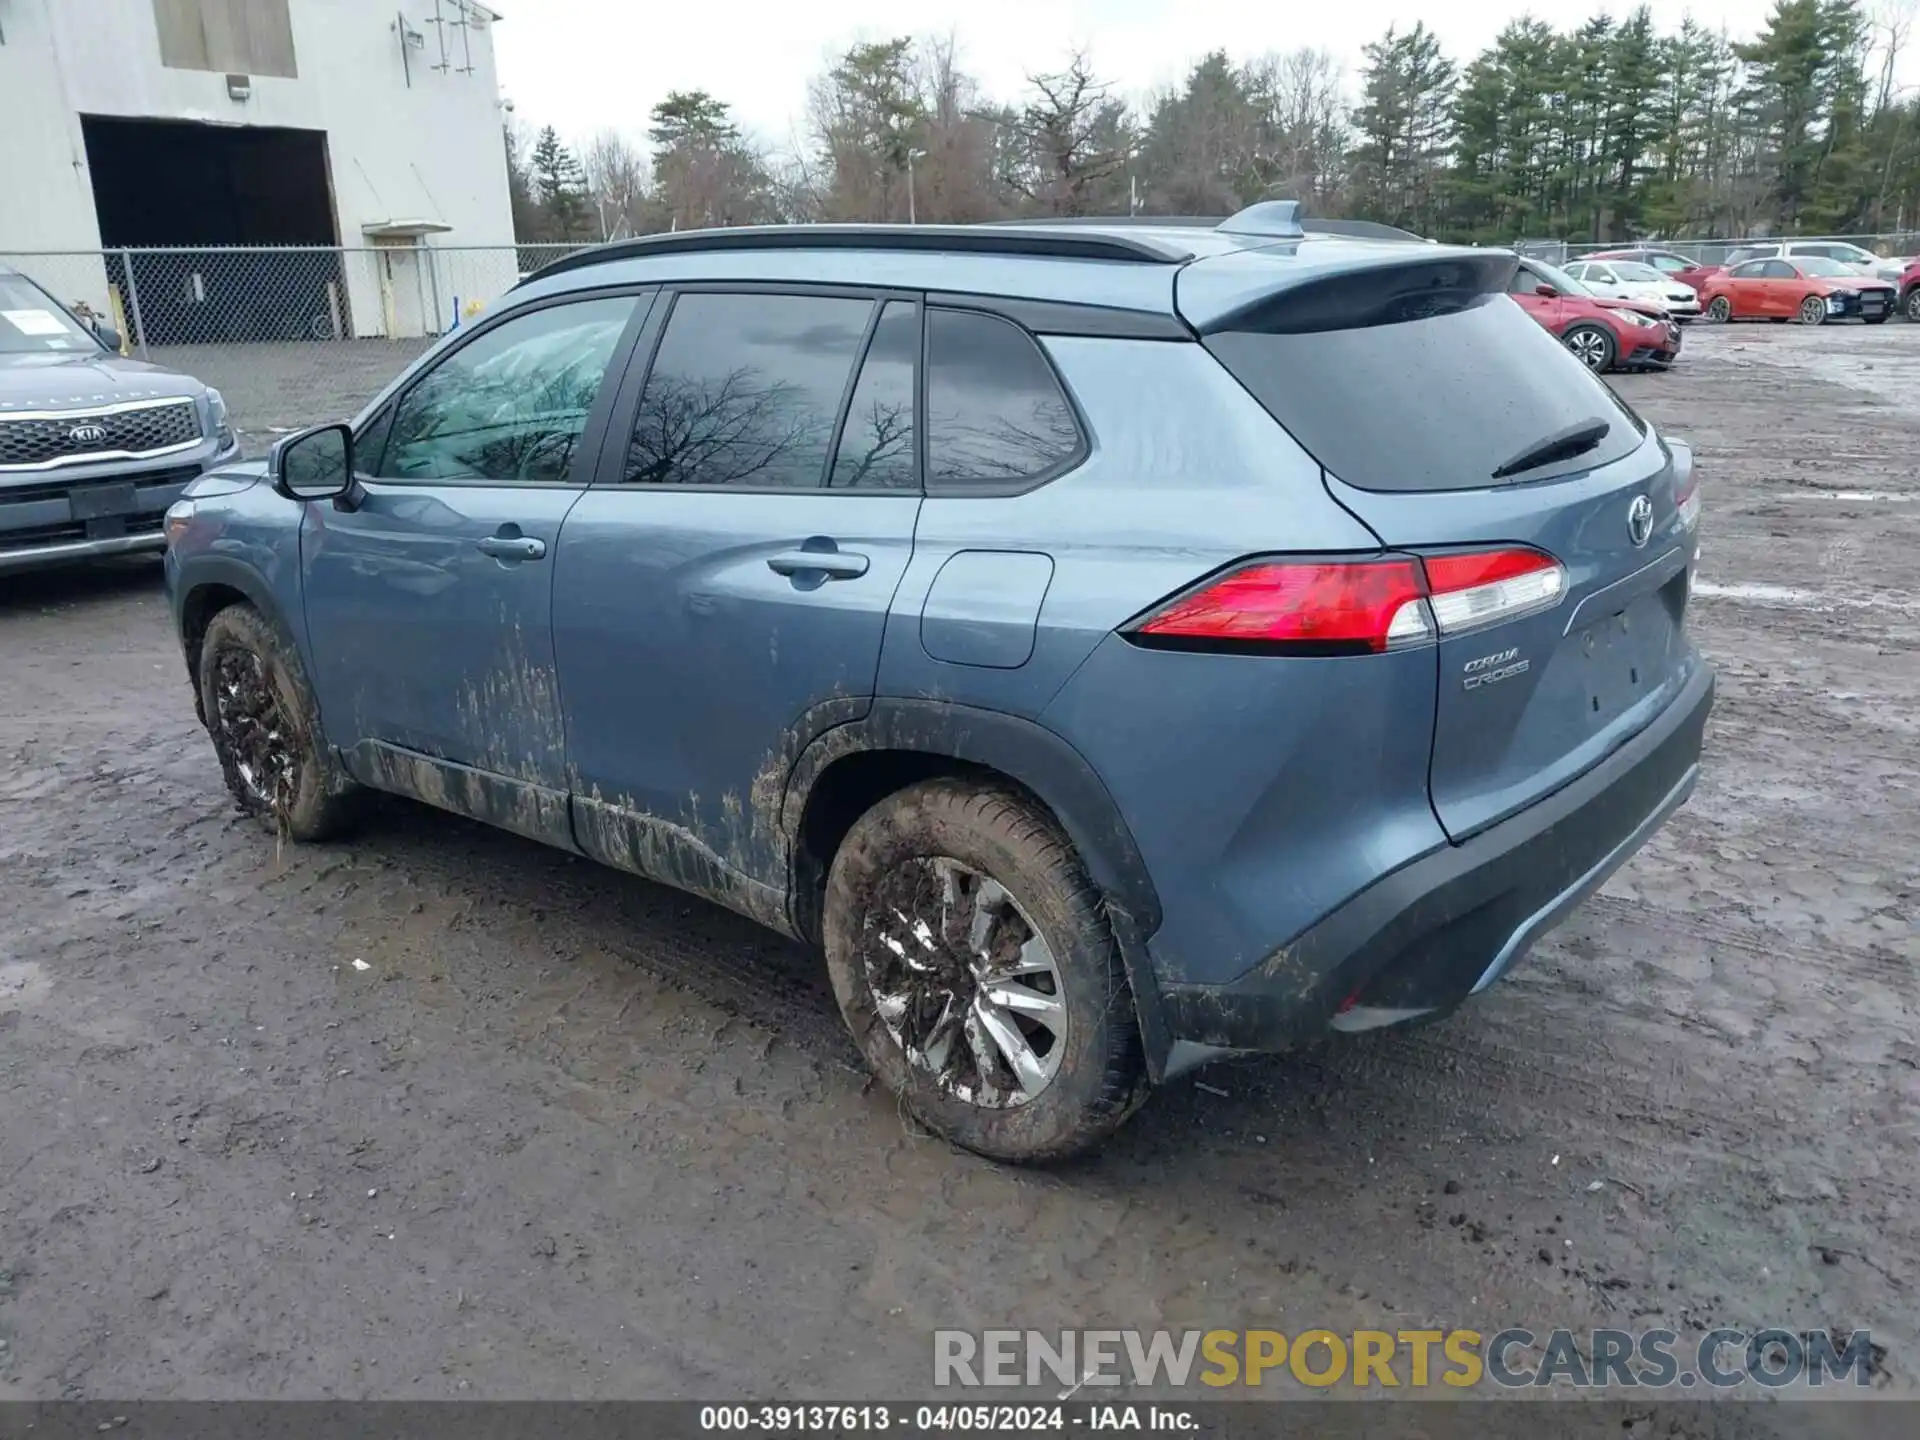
(1899, 258), (1920, 321)
(1508, 257), (1682, 372)
(1586, 247), (1719, 293)
(1698, 257), (1896, 325)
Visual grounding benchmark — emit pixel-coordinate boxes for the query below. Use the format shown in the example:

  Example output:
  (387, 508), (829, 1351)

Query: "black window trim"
(595, 281), (917, 497)
(351, 283), (659, 491)
(825, 296), (925, 492)
(920, 301), (1092, 500)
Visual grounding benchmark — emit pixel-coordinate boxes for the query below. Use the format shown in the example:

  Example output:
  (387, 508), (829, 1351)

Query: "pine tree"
(530, 126), (589, 240)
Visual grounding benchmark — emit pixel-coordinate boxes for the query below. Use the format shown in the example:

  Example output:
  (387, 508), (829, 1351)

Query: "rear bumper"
(1157, 660), (1713, 1061)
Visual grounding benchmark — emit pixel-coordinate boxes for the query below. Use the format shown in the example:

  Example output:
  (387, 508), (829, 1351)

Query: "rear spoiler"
(1180, 251), (1517, 336)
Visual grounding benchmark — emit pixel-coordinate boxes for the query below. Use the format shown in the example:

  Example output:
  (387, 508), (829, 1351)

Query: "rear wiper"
(1490, 417), (1611, 480)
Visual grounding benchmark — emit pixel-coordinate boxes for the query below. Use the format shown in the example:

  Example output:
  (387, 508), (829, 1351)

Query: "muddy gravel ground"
(1, 322), (1916, 1411)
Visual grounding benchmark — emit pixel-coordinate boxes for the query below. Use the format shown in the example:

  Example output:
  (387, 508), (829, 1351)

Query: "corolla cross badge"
(68, 423), (108, 444)
(1626, 494), (1654, 548)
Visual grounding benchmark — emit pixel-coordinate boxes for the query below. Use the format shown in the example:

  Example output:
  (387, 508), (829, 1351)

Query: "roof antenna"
(1219, 200), (1305, 239)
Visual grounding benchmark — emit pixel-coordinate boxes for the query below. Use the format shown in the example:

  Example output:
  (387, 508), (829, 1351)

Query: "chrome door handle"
(476, 535), (546, 561)
(767, 550), (868, 579)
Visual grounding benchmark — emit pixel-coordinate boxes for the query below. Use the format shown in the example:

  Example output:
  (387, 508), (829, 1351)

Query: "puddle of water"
(1794, 490), (1918, 503)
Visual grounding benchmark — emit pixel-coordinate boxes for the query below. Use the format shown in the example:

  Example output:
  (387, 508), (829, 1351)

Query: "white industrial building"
(0, 0), (517, 340)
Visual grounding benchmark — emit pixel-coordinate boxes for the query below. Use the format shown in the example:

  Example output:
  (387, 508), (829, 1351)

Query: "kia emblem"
(1627, 494), (1654, 548)
(68, 423), (108, 444)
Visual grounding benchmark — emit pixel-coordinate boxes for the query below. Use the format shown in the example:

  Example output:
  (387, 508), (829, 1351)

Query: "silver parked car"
(1, 266), (238, 574)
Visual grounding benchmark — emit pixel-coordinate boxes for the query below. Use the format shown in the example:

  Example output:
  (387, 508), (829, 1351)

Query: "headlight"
(1827, 294), (1845, 311)
(1623, 310), (1657, 327)
(205, 387), (234, 447)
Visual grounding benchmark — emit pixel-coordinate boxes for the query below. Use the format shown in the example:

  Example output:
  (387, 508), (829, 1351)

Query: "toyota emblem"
(1626, 494), (1654, 548)
(68, 423), (108, 444)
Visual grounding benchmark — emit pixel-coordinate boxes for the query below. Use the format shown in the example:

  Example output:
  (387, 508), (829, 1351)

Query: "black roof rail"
(519, 223), (1194, 286)
(989, 215), (1225, 229)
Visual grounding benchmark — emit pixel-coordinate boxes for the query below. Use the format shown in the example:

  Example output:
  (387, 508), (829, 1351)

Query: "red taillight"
(1674, 468), (1701, 531)
(1423, 547), (1566, 634)
(1133, 558), (1431, 655)
(1129, 548), (1565, 656)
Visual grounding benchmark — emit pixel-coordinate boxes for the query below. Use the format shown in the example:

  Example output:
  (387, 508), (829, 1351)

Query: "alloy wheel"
(1707, 296), (1732, 322)
(1565, 328), (1610, 370)
(212, 647), (297, 811)
(858, 856), (1067, 1108)
(1800, 295), (1828, 325)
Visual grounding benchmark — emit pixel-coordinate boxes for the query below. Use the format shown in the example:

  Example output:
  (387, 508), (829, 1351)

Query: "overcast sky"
(492, 1), (1824, 156)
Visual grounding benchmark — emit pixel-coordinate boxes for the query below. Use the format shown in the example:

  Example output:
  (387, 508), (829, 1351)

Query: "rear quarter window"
(925, 308), (1083, 492)
(1205, 290), (1644, 492)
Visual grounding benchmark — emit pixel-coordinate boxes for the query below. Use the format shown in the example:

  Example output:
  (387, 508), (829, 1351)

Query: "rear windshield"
(1206, 292), (1645, 492)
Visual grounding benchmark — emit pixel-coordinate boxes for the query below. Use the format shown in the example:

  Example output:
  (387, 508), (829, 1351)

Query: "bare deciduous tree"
(581, 129), (651, 240)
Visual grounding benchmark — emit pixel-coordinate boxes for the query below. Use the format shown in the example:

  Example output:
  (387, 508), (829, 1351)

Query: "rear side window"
(624, 291), (873, 488)
(829, 301), (918, 490)
(1761, 260), (1797, 279)
(1205, 290), (1644, 492)
(925, 308), (1082, 490)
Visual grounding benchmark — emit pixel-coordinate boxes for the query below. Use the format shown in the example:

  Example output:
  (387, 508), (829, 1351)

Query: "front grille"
(0, 400), (202, 470)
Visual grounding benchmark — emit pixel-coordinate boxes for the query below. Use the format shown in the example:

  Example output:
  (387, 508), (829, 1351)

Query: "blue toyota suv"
(164, 204), (1712, 1161)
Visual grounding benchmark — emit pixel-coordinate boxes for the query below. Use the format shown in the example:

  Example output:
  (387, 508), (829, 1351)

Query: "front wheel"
(1706, 295), (1733, 323)
(1799, 294), (1829, 325)
(823, 780), (1146, 1163)
(197, 603), (361, 841)
(1561, 323), (1616, 372)
(1905, 288), (1920, 322)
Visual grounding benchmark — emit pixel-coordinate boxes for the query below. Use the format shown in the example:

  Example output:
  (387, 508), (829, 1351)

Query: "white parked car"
(1563, 259), (1702, 319)
(1721, 240), (1908, 285)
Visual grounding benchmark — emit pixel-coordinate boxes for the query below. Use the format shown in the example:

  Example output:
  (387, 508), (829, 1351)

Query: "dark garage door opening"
(82, 116), (346, 344)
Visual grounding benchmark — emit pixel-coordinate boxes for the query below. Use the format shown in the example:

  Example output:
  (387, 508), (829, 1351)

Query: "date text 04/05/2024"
(697, 1404), (1198, 1432)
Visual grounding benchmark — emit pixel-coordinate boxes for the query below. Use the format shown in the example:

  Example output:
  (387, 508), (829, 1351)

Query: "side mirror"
(91, 319), (123, 352)
(270, 422), (354, 502)
(1534, 283), (1560, 298)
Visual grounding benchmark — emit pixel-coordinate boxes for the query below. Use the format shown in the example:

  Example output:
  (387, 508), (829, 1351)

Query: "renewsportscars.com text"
(933, 1327), (1879, 1390)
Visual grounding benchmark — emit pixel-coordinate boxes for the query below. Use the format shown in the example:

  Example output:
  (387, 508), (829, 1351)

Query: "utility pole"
(907, 148), (927, 224)
(1127, 146), (1141, 215)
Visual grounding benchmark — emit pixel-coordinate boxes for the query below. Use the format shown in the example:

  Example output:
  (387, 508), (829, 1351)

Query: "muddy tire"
(823, 779), (1146, 1163)
(197, 603), (361, 842)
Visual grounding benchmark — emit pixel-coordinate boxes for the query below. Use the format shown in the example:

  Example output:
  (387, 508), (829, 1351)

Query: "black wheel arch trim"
(172, 555), (290, 717)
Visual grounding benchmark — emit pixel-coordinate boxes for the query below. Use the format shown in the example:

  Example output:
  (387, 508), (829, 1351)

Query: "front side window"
(378, 296), (637, 484)
(925, 308), (1081, 490)
(624, 291), (873, 488)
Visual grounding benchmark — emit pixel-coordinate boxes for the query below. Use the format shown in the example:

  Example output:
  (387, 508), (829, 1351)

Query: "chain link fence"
(2, 244), (586, 454)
